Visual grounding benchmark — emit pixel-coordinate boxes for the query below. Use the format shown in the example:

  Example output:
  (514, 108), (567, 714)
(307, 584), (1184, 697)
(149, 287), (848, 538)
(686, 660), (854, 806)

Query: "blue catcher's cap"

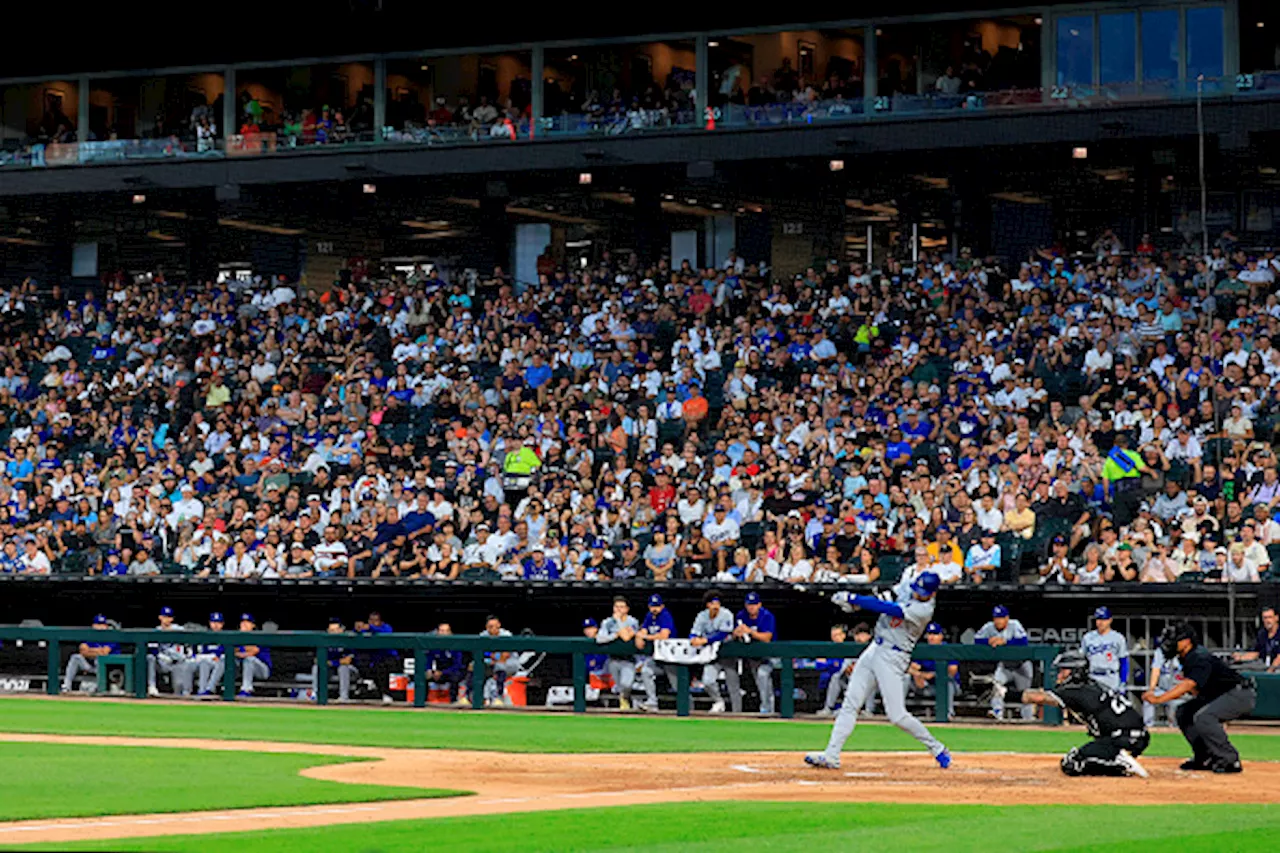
(240, 612), (254, 624)
(210, 612), (224, 623)
(926, 622), (944, 634)
(910, 572), (941, 597)
(92, 614), (108, 625)
(648, 593), (664, 607)
(582, 617), (598, 629)
(1094, 606), (1112, 620)
(992, 605), (1010, 618)
(159, 606), (174, 617)
(745, 591), (762, 605)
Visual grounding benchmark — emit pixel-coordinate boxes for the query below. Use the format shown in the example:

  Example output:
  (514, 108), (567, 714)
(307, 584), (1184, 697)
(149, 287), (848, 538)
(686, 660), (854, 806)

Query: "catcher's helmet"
(1052, 649), (1090, 686)
(910, 571), (941, 598)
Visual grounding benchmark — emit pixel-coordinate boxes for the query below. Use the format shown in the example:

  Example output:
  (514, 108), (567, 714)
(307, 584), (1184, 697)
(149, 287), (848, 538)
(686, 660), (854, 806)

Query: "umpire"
(1143, 623), (1256, 773)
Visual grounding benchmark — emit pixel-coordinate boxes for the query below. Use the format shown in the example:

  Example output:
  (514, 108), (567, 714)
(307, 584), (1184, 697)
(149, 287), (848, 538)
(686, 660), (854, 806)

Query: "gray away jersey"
(1081, 629), (1128, 681)
(598, 615), (641, 660)
(690, 608), (735, 639)
(873, 596), (936, 654)
(974, 618), (1030, 661)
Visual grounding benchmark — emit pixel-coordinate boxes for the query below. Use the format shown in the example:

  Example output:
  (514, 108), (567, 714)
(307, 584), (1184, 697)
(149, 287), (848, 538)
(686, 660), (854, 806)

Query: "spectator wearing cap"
(963, 529), (1001, 584)
(20, 538), (52, 575)
(128, 543), (160, 576)
(522, 546), (560, 581)
(1038, 535), (1075, 584)
(906, 622), (959, 720)
(62, 614), (119, 693)
(1105, 543), (1139, 581)
(147, 605), (194, 697)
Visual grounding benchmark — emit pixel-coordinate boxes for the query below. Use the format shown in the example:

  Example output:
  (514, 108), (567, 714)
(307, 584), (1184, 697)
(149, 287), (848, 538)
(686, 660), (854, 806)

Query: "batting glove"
(830, 591), (856, 614)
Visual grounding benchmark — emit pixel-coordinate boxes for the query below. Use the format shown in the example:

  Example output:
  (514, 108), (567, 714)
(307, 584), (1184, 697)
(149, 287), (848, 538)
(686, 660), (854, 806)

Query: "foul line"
(0, 782), (815, 837)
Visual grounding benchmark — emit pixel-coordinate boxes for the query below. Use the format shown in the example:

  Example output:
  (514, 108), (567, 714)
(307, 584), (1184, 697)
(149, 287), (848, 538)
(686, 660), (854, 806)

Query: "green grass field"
(9, 802), (1279, 853)
(0, 742), (459, 821)
(0, 699), (1274, 852)
(1, 697), (1278, 760)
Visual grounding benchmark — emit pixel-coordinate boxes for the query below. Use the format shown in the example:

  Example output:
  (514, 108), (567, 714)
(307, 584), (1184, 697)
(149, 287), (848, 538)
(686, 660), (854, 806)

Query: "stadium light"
(1072, 147), (1089, 160)
(132, 194), (146, 204)
(578, 172), (593, 185)
(829, 159), (846, 172)
(363, 183), (377, 194)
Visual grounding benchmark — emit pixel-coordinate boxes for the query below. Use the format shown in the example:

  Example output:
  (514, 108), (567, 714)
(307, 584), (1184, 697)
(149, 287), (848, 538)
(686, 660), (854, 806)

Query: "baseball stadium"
(2, 1), (1280, 850)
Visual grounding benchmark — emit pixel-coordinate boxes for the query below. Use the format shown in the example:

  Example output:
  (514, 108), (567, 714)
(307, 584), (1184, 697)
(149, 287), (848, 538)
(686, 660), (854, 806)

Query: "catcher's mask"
(1051, 649), (1090, 687)
(1159, 622), (1198, 658)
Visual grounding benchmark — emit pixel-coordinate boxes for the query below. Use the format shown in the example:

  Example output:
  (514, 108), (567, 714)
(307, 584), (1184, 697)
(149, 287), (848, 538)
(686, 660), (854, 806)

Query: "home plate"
(844, 772), (888, 778)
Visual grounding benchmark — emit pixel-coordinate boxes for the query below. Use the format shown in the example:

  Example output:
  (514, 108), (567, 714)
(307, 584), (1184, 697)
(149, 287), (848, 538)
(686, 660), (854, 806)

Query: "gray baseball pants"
(992, 661), (1035, 720)
(1177, 685), (1256, 767)
(607, 659), (636, 700)
(638, 658), (677, 706)
(62, 654), (96, 692)
(703, 661), (742, 712)
(744, 659), (776, 713)
(147, 655), (195, 695)
(308, 663), (358, 700)
(820, 643), (946, 762)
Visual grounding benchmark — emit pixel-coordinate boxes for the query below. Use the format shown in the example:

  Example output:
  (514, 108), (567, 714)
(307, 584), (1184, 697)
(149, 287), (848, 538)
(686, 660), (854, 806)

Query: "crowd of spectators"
(0, 225), (1279, 588)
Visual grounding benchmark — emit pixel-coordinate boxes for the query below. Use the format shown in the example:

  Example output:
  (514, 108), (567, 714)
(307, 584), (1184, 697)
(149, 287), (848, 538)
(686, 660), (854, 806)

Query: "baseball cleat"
(619, 696), (632, 711)
(804, 753), (840, 770)
(639, 702), (659, 713)
(1211, 760), (1243, 774)
(147, 686), (161, 698)
(935, 749), (952, 769)
(1116, 750), (1148, 778)
(815, 707), (834, 718)
(1179, 759), (1209, 771)
(236, 690), (253, 698)
(708, 700), (726, 714)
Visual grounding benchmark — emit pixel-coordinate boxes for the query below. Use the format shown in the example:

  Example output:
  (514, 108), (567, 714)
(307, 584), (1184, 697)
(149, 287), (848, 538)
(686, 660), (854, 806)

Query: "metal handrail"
(0, 625), (1062, 722)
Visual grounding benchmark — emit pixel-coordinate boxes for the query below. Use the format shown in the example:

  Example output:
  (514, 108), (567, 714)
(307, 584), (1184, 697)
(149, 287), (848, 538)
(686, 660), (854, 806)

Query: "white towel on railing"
(654, 639), (720, 665)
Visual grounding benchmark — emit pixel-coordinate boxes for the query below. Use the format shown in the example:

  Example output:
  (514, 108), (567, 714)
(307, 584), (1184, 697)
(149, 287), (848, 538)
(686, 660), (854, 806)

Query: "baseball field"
(0, 697), (1276, 851)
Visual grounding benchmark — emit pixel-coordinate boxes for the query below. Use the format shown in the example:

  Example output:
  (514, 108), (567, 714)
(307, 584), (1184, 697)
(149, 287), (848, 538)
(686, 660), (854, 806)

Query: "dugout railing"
(0, 626), (1064, 724)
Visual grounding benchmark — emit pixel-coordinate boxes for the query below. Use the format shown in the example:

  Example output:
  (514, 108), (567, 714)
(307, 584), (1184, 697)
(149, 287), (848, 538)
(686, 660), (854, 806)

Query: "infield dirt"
(0, 732), (1276, 845)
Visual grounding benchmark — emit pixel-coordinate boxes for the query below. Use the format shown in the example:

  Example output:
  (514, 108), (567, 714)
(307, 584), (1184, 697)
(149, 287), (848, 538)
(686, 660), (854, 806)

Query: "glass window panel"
(1056, 15), (1095, 87)
(1141, 10), (1180, 83)
(1100, 12), (1136, 84)
(1186, 6), (1225, 81)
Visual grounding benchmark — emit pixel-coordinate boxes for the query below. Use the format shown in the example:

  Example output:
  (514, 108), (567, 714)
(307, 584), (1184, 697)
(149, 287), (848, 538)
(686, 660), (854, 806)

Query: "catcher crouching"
(999, 649), (1150, 778)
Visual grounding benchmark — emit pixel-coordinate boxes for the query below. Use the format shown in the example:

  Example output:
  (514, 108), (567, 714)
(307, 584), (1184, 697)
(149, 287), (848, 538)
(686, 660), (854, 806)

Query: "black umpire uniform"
(1168, 627), (1256, 772)
(1011, 680), (1149, 776)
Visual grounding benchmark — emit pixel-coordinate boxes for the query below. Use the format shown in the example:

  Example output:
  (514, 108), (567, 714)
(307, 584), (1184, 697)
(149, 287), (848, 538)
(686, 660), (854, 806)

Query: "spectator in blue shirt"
(522, 548), (560, 580)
